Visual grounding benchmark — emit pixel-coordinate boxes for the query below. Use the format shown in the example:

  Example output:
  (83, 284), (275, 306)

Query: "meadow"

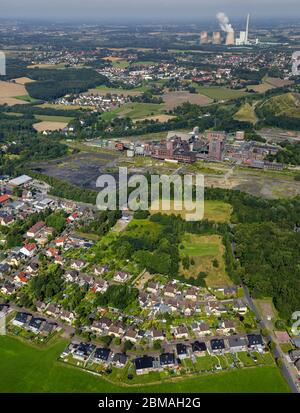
(0, 336), (290, 393)
(179, 233), (232, 287)
(195, 86), (249, 101)
(100, 102), (164, 121)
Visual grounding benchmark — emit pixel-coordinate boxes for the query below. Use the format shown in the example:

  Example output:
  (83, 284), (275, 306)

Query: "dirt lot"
(0, 80), (29, 105)
(33, 121), (69, 132)
(163, 91), (212, 110)
(31, 151), (120, 190)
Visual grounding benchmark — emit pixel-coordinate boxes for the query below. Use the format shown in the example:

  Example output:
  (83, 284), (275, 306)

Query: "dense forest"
(25, 68), (109, 100)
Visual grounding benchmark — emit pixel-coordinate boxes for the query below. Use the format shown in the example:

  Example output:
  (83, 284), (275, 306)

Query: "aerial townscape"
(0, 0), (300, 401)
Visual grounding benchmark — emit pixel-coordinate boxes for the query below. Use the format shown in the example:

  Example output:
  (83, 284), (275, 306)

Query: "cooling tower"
(225, 31), (235, 45)
(212, 31), (221, 44)
(200, 31), (209, 44)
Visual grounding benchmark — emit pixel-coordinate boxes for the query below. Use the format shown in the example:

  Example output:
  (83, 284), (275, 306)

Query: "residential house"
(64, 269), (79, 283)
(113, 271), (130, 283)
(232, 299), (248, 314)
(185, 288), (198, 302)
(12, 312), (32, 327)
(160, 353), (176, 368)
(147, 282), (160, 295)
(71, 260), (86, 271)
(289, 349), (300, 362)
(35, 301), (46, 312)
(73, 342), (96, 361)
(46, 304), (60, 318)
(26, 221), (45, 238)
(134, 356), (156, 375)
(124, 328), (138, 343)
(1, 281), (16, 295)
(93, 347), (111, 364)
(112, 353), (128, 368)
(176, 343), (188, 359)
(28, 317), (46, 334)
(91, 317), (112, 335)
(108, 322), (125, 338)
(20, 243), (37, 258)
(209, 338), (226, 354)
(173, 325), (189, 340)
(164, 284), (177, 298)
(60, 310), (75, 324)
(191, 341), (207, 356)
(150, 328), (165, 341)
(94, 265), (109, 276)
(218, 320), (236, 335)
(93, 279), (108, 294)
(228, 336), (248, 353)
(247, 334), (264, 351)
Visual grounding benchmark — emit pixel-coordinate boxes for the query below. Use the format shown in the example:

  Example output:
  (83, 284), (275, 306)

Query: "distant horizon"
(1, 0), (300, 22)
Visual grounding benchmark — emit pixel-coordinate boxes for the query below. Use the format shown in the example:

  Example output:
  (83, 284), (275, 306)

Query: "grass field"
(101, 102), (164, 121)
(234, 103), (258, 124)
(150, 200), (232, 223)
(0, 336), (290, 393)
(179, 233), (232, 286)
(195, 86), (249, 101)
(94, 85), (147, 96)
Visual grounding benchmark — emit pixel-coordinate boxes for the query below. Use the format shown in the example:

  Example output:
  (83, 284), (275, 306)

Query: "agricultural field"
(234, 102), (258, 124)
(179, 233), (232, 287)
(162, 91), (212, 110)
(100, 102), (164, 121)
(195, 86), (249, 101)
(91, 85), (147, 96)
(0, 336), (290, 393)
(0, 80), (30, 105)
(33, 118), (70, 132)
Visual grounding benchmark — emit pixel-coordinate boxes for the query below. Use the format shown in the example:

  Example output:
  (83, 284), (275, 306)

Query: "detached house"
(20, 243), (37, 258)
(113, 271), (130, 283)
(173, 325), (189, 340)
(26, 221), (45, 238)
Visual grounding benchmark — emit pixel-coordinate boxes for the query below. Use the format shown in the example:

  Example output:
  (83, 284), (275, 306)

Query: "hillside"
(258, 92), (300, 119)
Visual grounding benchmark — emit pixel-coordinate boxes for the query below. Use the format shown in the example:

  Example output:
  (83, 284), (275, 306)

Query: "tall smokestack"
(245, 14), (250, 44)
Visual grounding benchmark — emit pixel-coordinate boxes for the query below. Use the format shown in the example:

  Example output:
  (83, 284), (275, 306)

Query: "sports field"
(0, 336), (290, 393)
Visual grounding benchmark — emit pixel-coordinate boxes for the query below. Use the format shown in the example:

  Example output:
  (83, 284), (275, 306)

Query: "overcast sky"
(1, 0), (299, 22)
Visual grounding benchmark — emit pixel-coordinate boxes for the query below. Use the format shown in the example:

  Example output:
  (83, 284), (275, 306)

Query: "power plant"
(235, 14), (250, 46)
(199, 13), (251, 47)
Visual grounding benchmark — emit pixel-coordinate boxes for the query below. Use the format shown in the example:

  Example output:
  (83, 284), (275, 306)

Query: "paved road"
(242, 283), (299, 393)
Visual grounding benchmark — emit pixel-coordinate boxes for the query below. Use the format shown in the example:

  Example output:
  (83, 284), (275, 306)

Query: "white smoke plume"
(217, 12), (234, 33)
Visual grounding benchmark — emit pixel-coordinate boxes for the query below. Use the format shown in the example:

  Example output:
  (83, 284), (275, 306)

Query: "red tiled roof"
(0, 194), (11, 204)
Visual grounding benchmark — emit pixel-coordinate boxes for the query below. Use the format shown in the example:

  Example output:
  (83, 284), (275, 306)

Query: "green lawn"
(0, 336), (290, 393)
